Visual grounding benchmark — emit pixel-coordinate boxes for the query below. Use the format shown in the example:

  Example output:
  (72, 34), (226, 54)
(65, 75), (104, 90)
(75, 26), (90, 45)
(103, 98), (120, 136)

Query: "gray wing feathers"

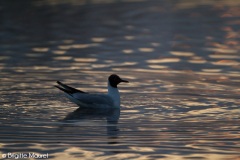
(72, 93), (114, 106)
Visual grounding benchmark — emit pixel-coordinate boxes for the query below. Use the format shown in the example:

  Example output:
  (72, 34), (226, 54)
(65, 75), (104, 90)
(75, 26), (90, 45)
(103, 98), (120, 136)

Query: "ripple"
(170, 51), (195, 57)
(211, 60), (239, 66)
(53, 56), (73, 61)
(138, 48), (155, 52)
(74, 58), (98, 62)
(91, 37), (106, 43)
(209, 54), (240, 59)
(52, 50), (66, 55)
(146, 58), (181, 63)
(122, 49), (134, 54)
(204, 47), (238, 54)
(32, 47), (49, 52)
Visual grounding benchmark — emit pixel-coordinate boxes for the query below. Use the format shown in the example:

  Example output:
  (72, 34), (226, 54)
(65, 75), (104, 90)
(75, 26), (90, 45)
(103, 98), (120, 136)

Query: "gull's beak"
(120, 79), (129, 83)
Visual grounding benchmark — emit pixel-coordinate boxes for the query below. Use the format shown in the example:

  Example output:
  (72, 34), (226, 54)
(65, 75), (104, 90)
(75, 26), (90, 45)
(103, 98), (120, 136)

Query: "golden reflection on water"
(138, 48), (155, 52)
(146, 58), (181, 63)
(204, 47), (238, 54)
(52, 50), (66, 55)
(74, 58), (97, 62)
(170, 51), (195, 57)
(148, 65), (168, 69)
(58, 45), (72, 50)
(188, 59), (207, 64)
(32, 47), (49, 52)
(91, 37), (106, 43)
(122, 49), (134, 54)
(124, 35), (135, 40)
(211, 60), (239, 66)
(209, 54), (239, 59)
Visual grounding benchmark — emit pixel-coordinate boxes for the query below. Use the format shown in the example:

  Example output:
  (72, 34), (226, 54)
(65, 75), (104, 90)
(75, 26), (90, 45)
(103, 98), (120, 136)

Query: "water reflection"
(60, 107), (120, 142)
(63, 107), (120, 122)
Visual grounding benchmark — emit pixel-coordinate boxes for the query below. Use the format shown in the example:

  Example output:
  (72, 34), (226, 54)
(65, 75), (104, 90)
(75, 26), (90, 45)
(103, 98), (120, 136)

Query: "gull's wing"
(72, 93), (114, 107)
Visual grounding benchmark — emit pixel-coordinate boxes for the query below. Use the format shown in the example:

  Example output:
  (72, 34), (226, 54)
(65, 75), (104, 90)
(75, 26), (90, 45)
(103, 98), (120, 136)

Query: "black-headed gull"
(55, 74), (129, 108)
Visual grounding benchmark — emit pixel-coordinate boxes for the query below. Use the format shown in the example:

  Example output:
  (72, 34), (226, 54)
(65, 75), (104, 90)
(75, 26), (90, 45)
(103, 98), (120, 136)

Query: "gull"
(55, 74), (129, 108)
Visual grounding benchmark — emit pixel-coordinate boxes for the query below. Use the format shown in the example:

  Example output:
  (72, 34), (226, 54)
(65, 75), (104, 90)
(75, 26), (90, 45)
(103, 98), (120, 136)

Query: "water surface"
(1, 0), (240, 159)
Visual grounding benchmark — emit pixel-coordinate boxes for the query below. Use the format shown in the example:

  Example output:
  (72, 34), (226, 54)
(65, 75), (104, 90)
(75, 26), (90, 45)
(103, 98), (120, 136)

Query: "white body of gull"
(55, 74), (128, 108)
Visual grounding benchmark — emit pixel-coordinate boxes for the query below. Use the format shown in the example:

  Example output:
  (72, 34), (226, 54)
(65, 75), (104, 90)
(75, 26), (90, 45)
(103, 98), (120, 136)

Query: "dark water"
(1, 0), (240, 159)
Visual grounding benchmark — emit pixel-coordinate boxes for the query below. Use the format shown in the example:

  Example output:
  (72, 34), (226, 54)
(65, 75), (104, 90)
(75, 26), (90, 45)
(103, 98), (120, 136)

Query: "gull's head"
(108, 74), (129, 88)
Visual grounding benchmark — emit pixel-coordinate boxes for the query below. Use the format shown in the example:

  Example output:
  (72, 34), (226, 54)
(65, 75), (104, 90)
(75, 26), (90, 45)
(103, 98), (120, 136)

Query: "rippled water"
(1, 0), (240, 159)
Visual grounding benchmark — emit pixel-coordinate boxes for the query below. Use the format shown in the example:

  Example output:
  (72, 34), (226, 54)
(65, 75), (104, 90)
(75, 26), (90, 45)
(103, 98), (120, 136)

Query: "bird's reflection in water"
(60, 107), (121, 145)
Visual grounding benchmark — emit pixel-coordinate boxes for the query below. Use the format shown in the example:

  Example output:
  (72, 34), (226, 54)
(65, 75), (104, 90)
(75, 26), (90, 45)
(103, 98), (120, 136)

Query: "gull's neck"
(108, 81), (120, 107)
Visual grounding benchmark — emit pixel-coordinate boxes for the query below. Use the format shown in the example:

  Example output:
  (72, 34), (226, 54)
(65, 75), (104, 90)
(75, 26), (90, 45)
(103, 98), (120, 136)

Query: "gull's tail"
(55, 81), (86, 94)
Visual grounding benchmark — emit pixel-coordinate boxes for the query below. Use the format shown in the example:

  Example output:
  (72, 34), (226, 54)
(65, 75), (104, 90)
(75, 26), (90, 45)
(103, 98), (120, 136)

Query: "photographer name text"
(2, 152), (49, 159)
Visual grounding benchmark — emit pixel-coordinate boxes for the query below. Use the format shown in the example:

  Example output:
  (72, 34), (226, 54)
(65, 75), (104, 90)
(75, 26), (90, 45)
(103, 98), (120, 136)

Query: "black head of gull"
(108, 74), (129, 88)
